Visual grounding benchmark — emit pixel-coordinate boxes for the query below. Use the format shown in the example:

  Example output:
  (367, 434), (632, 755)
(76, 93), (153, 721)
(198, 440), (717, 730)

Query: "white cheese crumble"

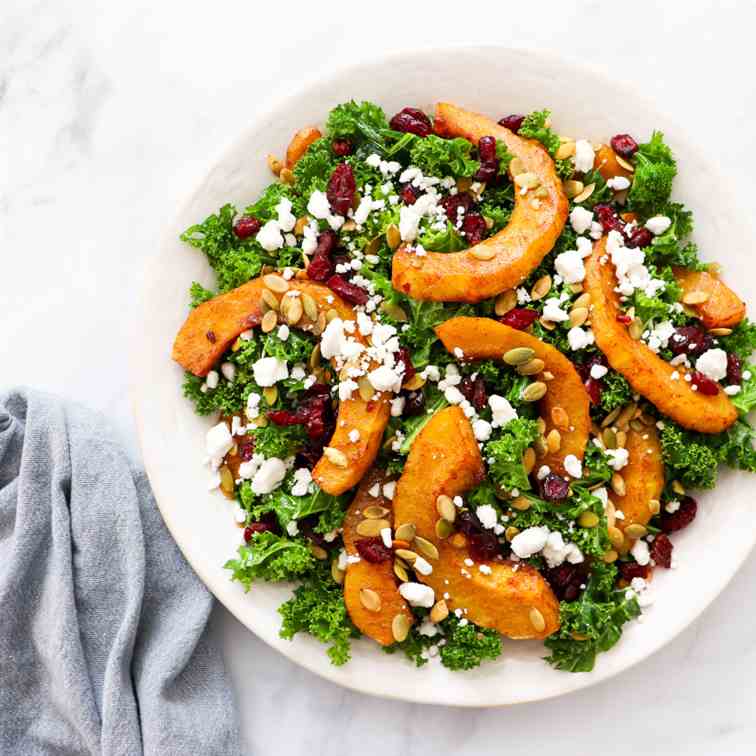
(567, 326), (595, 351)
(399, 582), (435, 608)
(574, 139), (595, 173)
(569, 206), (594, 235)
(695, 348), (728, 382)
(290, 467), (313, 497)
(645, 215), (672, 235)
(590, 364), (608, 379)
(475, 505), (498, 530)
(563, 454), (582, 479)
(488, 395), (518, 428)
(252, 356), (289, 387)
(251, 458), (287, 495)
(607, 176), (631, 191)
(206, 422), (233, 470)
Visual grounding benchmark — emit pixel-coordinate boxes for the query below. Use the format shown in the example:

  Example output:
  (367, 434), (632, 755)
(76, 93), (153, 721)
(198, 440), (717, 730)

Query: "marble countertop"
(4, 1), (756, 752)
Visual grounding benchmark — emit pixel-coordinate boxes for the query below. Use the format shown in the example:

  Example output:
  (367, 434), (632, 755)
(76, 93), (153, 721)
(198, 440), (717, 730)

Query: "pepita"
(602, 427), (617, 449)
(534, 434), (548, 456)
(471, 246), (497, 260)
(262, 288), (280, 311)
(531, 274), (552, 301)
(261, 309), (278, 333)
(505, 526), (520, 542)
(682, 290), (710, 305)
(391, 613), (410, 642)
(615, 430), (627, 449)
(569, 306), (589, 328)
(358, 377), (375, 402)
(267, 153), (283, 175)
(563, 179), (584, 199)
(309, 344), (321, 369)
(394, 548), (419, 564)
(709, 327), (733, 336)
(615, 154), (635, 172)
(263, 273), (289, 293)
(359, 588), (382, 613)
(578, 511), (599, 528)
(395, 522), (417, 542)
(403, 373), (426, 391)
(648, 498), (661, 515)
(430, 600), (449, 624)
(608, 525), (625, 549)
(393, 559), (409, 582)
(511, 496), (531, 511)
(509, 157), (524, 176)
(523, 447), (536, 474)
(514, 171), (540, 189)
(219, 465), (234, 497)
(331, 559), (345, 584)
(538, 316), (557, 331)
(517, 358), (545, 376)
(672, 480), (686, 495)
(522, 381), (548, 402)
(602, 549), (619, 563)
(615, 402), (637, 430)
(503, 346), (536, 366)
(572, 292), (592, 310)
(436, 494), (456, 523)
(356, 518), (390, 537)
(263, 386), (278, 405)
(302, 293), (318, 321)
(294, 216), (308, 236)
(541, 370), (555, 381)
(601, 406), (621, 428)
(309, 543), (328, 560)
(380, 301), (408, 321)
(363, 505), (390, 519)
(435, 519), (454, 539)
(546, 428), (562, 453)
(323, 446), (348, 468)
(494, 289), (518, 316)
(326, 308), (339, 323)
(529, 607), (546, 633)
(286, 296), (303, 325)
(386, 224), (401, 250)
(551, 406), (569, 430)
(556, 141), (576, 160)
(413, 536), (439, 561)
(279, 167), (295, 185)
(624, 523), (648, 539)
(572, 182), (595, 203)
(628, 318), (644, 340)
(610, 472), (626, 497)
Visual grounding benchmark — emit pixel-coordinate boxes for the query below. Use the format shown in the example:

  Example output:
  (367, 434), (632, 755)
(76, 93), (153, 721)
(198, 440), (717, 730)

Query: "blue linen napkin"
(0, 389), (242, 755)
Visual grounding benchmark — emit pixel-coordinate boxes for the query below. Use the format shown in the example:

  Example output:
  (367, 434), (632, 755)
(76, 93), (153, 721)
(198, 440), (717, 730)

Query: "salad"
(172, 100), (756, 673)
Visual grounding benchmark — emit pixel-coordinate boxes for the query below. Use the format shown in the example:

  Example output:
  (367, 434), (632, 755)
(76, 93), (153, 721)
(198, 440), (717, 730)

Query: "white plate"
(132, 47), (756, 706)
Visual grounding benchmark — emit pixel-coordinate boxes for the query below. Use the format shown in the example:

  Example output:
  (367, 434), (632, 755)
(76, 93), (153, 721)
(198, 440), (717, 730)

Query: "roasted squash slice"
(391, 102), (568, 303)
(172, 277), (390, 494)
(393, 406), (560, 639)
(610, 426), (665, 552)
(585, 238), (737, 434)
(342, 469), (413, 646)
(673, 267), (745, 330)
(435, 316), (591, 477)
(594, 144), (633, 183)
(285, 127), (322, 169)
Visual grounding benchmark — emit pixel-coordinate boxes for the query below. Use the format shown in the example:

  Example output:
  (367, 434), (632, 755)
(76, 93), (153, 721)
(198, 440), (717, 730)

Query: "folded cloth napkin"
(0, 389), (241, 756)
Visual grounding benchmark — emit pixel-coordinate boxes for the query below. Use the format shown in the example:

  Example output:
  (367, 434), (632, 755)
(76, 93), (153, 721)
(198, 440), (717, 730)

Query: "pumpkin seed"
(326, 308), (339, 323)
(648, 499), (661, 515)
(403, 373), (426, 391)
(436, 494), (456, 523)
(267, 153), (283, 175)
(395, 522), (416, 542)
(572, 292), (592, 310)
(608, 525), (625, 549)
(522, 381), (548, 402)
(602, 427), (617, 449)
(536, 417), (547, 434)
(601, 406), (622, 428)
(279, 167), (295, 185)
(430, 600), (449, 624)
(503, 347), (536, 366)
(615, 154), (635, 172)
(471, 246), (496, 261)
(313, 312), (326, 336)
(534, 434), (548, 456)
(529, 607), (546, 633)
(672, 480), (686, 495)
(523, 447), (536, 474)
(331, 559), (345, 584)
(563, 179), (584, 199)
(435, 519), (454, 539)
(263, 386), (278, 405)
(393, 559), (409, 582)
(515, 171), (540, 189)
(682, 290), (710, 305)
(413, 536), (439, 561)
(538, 316), (557, 331)
(572, 182), (595, 203)
(261, 309), (278, 333)
(569, 306), (589, 327)
(602, 549), (619, 563)
(394, 548), (419, 564)
(301, 293), (318, 321)
(386, 224), (401, 250)
(308, 344), (321, 369)
(294, 216), (309, 236)
(625, 523), (648, 539)
(709, 327), (733, 336)
(628, 318), (644, 340)
(261, 288), (280, 311)
(630, 419), (645, 432)
(509, 158), (525, 176)
(359, 588), (381, 613)
(494, 289), (518, 316)
(356, 518), (390, 537)
(323, 446), (348, 468)
(219, 465), (234, 496)
(616, 402), (637, 430)
(511, 496), (531, 511)
(517, 358), (545, 376)
(380, 301), (408, 321)
(358, 377), (375, 401)
(551, 406), (569, 430)
(363, 505), (390, 519)
(615, 430), (627, 449)
(578, 511), (599, 528)
(309, 543), (328, 560)
(263, 273), (289, 293)
(392, 613), (410, 642)
(610, 472), (626, 497)
(341, 219), (357, 232)
(531, 274), (552, 301)
(556, 141), (576, 160)
(505, 526), (519, 542)
(546, 429), (562, 453)
(286, 296), (303, 325)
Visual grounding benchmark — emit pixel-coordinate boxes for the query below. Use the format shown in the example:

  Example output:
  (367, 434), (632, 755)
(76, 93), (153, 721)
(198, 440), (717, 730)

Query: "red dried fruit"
(660, 496), (697, 533)
(440, 192), (474, 223)
(326, 275), (369, 305)
(616, 313), (632, 325)
(669, 326), (712, 358)
(244, 513), (279, 541)
(726, 353), (742, 385)
(355, 537), (392, 564)
(625, 227), (654, 249)
(402, 389), (425, 417)
(583, 377), (602, 406)
(233, 215), (262, 239)
(498, 114), (525, 133)
(389, 107), (432, 137)
(268, 393), (331, 439)
(544, 562), (590, 602)
(477, 136), (498, 163)
(577, 355), (607, 406)
(618, 561), (650, 582)
(593, 204), (627, 236)
(462, 213), (487, 244)
(238, 439), (255, 462)
(460, 375), (487, 411)
(395, 347), (416, 384)
(499, 308), (538, 331)
(691, 371), (719, 396)
(326, 162), (356, 216)
(400, 184), (418, 205)
(306, 230), (337, 282)
(650, 533), (673, 568)
(473, 161), (499, 183)
(610, 134), (639, 159)
(468, 531), (500, 563)
(206, 330), (216, 343)
(331, 138), (353, 157)
(541, 473), (570, 502)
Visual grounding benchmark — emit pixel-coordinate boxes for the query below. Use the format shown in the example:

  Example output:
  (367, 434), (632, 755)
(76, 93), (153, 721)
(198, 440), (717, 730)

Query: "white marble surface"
(3, 1), (756, 753)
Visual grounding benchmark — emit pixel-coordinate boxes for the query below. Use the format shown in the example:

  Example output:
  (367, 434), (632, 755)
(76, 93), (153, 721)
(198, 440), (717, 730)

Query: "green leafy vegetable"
(438, 615), (502, 671)
(409, 135), (478, 178)
(247, 425), (308, 460)
(418, 221), (466, 252)
(189, 281), (215, 308)
(484, 418), (540, 492)
(731, 370), (756, 415)
(518, 109), (561, 157)
(292, 137), (337, 195)
(628, 131), (677, 216)
(645, 203), (704, 270)
(599, 370), (633, 414)
(250, 485), (348, 533)
(225, 531), (315, 586)
(721, 319), (756, 361)
(325, 100), (389, 147)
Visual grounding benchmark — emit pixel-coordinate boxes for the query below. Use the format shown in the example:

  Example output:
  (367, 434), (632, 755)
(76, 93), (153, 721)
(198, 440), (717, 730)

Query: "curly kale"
(409, 134), (479, 178)
(720, 319), (756, 361)
(599, 370), (633, 414)
(247, 483), (349, 533)
(325, 100), (389, 147)
(484, 418), (540, 492)
(292, 137), (337, 195)
(247, 425), (308, 460)
(225, 531), (315, 586)
(645, 202), (704, 270)
(188, 281), (215, 308)
(518, 109), (561, 157)
(628, 131), (677, 216)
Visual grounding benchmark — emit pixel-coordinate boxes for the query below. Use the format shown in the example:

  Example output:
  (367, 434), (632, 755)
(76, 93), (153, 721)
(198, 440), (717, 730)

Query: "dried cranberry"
(499, 308), (539, 331)
(650, 533), (673, 568)
(610, 134), (639, 159)
(402, 389), (425, 417)
(331, 138), (353, 156)
(269, 393), (331, 439)
(583, 377), (602, 406)
(238, 439), (255, 462)
(456, 510), (483, 537)
(400, 183), (418, 205)
(306, 230), (337, 282)
(660, 496), (697, 533)
(726, 353), (742, 385)
(544, 562), (589, 602)
(440, 192), (474, 222)
(473, 161), (499, 183)
(625, 227), (654, 249)
(233, 215), (261, 239)
(389, 107), (432, 137)
(668, 326), (712, 358)
(616, 313), (633, 325)
(468, 531), (500, 563)
(355, 537), (392, 563)
(477, 136), (498, 163)
(326, 162), (356, 216)
(576, 355), (607, 406)
(498, 114), (525, 133)
(540, 473), (570, 502)
(618, 561), (649, 581)
(395, 347), (416, 384)
(593, 204), (627, 236)
(244, 513), (279, 541)
(462, 213), (487, 244)
(691, 371), (719, 396)
(459, 375), (488, 411)
(327, 275), (369, 305)
(298, 515), (328, 548)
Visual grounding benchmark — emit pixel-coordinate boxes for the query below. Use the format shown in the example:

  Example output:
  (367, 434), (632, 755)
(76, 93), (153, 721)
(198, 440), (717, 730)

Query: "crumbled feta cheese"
(567, 326), (595, 351)
(348, 429), (361, 443)
(645, 215), (672, 235)
(277, 324), (290, 341)
(554, 248), (586, 284)
(724, 385), (741, 396)
(488, 395), (518, 428)
(606, 447), (629, 470)
(286, 520), (299, 536)
(390, 396), (406, 417)
(542, 297), (570, 322)
(382, 481), (396, 500)
(250, 458), (287, 495)
(368, 365), (402, 393)
(563, 454), (582, 479)
(574, 139), (595, 173)
(472, 418), (492, 442)
(252, 356), (289, 386)
(631, 538), (650, 566)
(256, 220), (284, 252)
(607, 176), (631, 191)
(206, 422), (233, 469)
(380, 527), (392, 548)
(276, 197), (296, 232)
(307, 190), (332, 219)
(479, 564), (493, 575)
(511, 526), (550, 559)
(476, 505), (498, 530)
(338, 379), (358, 401)
(413, 556), (433, 575)
(399, 582), (435, 608)
(590, 364), (608, 379)
(290, 467), (312, 497)
(607, 230), (666, 298)
(569, 206), (594, 235)
(542, 531), (584, 568)
(418, 620), (439, 637)
(537, 465), (551, 480)
(206, 370), (219, 389)
(695, 348), (728, 382)
(644, 320), (675, 354)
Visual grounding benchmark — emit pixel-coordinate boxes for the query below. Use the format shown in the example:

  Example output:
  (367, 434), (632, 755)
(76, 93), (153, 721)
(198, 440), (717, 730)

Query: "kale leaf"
(484, 418), (540, 492)
(225, 531), (315, 586)
(325, 100), (389, 146)
(628, 131), (677, 216)
(409, 134), (479, 178)
(518, 109), (561, 157)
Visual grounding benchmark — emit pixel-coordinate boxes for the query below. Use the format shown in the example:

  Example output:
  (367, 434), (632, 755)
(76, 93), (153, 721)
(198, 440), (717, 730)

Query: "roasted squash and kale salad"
(173, 101), (756, 673)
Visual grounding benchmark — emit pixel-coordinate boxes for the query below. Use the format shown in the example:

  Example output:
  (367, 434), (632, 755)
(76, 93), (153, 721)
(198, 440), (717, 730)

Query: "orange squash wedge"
(594, 144), (633, 183)
(673, 267), (745, 330)
(342, 469), (413, 646)
(393, 406), (560, 639)
(172, 277), (390, 494)
(585, 238), (737, 434)
(435, 317), (591, 477)
(391, 102), (568, 303)
(285, 127), (322, 169)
